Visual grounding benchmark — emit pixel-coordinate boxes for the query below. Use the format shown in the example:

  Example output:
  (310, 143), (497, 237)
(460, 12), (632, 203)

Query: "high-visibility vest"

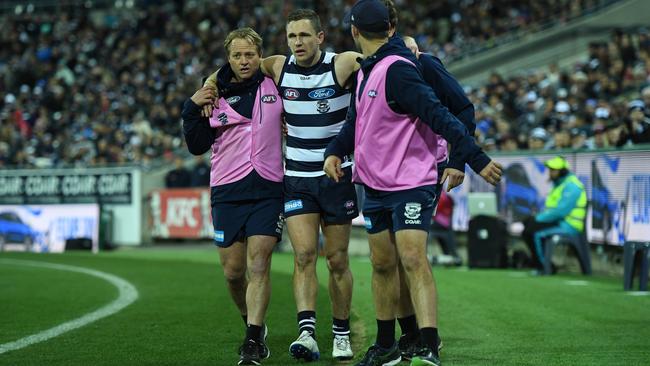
(544, 174), (587, 232)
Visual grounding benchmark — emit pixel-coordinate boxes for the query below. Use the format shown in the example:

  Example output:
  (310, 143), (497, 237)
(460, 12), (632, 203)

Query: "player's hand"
(323, 155), (343, 182)
(201, 87), (219, 118)
(440, 168), (465, 192)
(191, 87), (215, 108)
(479, 160), (503, 186)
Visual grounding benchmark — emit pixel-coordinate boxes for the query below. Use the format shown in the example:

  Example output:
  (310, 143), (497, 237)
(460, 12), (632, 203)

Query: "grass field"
(1, 247), (649, 366)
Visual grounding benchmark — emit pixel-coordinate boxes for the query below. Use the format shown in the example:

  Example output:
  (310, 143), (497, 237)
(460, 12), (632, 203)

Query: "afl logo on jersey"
(261, 95), (277, 103)
(284, 88), (300, 100)
(308, 88), (335, 100)
(368, 90), (378, 98)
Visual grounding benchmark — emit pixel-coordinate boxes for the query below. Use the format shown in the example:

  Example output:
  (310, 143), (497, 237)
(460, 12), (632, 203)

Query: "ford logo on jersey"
(308, 88), (335, 100)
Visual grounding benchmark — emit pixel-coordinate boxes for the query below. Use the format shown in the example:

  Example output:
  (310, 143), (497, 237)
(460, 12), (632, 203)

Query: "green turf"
(1, 249), (649, 365)
(0, 263), (116, 343)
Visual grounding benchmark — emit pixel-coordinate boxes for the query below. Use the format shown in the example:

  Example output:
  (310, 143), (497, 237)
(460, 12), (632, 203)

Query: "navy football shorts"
(211, 197), (284, 248)
(362, 185), (436, 234)
(283, 166), (359, 224)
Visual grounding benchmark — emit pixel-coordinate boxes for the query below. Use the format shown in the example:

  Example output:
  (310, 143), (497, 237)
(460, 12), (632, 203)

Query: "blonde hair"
(224, 27), (263, 55)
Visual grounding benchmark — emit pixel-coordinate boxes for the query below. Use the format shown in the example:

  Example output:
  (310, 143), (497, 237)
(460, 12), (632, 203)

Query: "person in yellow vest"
(522, 156), (587, 273)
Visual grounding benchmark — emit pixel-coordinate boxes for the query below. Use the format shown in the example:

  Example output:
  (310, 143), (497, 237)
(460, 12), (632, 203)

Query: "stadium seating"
(1, 1), (647, 169)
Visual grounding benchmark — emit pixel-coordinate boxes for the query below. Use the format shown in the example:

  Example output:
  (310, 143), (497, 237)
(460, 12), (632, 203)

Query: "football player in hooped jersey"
(181, 28), (284, 366)
(324, 1), (503, 366)
(204, 9), (364, 362)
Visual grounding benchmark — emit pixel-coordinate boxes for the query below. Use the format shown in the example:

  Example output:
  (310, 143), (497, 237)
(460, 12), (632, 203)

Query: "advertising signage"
(0, 170), (132, 204)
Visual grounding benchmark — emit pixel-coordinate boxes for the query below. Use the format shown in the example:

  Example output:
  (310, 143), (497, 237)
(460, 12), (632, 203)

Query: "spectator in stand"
(528, 127), (548, 150)
(550, 128), (572, 150)
(190, 155), (211, 187)
(499, 134), (519, 151)
(165, 157), (191, 188)
(570, 128), (589, 149)
(642, 86), (650, 116)
(626, 100), (650, 144)
(591, 124), (608, 149)
(605, 120), (628, 148)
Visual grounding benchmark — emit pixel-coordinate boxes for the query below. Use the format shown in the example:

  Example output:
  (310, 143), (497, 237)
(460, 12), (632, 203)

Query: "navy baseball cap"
(346, 0), (390, 32)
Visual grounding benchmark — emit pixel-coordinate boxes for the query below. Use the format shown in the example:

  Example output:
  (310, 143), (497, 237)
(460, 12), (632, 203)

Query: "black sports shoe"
(355, 343), (401, 366)
(238, 324), (269, 360)
(397, 333), (420, 361)
(410, 345), (441, 366)
(238, 339), (261, 365)
(258, 324), (269, 359)
(398, 334), (443, 361)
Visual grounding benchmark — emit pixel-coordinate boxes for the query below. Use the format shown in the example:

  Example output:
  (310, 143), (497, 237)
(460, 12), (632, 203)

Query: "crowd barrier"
(147, 148), (650, 245)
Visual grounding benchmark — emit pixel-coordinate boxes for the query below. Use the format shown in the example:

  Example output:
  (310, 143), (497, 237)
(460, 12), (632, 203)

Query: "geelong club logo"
(317, 100), (330, 114)
(404, 202), (422, 224)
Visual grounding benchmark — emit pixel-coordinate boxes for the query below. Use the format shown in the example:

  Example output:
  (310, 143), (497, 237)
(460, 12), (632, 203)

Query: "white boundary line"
(0, 259), (139, 354)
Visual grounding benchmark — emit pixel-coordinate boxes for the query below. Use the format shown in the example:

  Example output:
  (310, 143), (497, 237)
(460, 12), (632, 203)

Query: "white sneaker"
(289, 330), (320, 361)
(332, 334), (353, 360)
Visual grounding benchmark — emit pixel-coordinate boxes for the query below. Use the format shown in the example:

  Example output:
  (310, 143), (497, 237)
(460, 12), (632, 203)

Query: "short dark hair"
(381, 0), (398, 28)
(358, 29), (389, 40)
(286, 9), (322, 33)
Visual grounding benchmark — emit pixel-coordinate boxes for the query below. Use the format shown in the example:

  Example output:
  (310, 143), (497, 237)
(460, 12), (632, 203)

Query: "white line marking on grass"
(627, 291), (650, 296)
(0, 259), (139, 354)
(565, 280), (589, 286)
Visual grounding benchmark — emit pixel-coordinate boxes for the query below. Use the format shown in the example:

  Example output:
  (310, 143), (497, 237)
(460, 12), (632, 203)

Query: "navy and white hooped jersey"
(278, 51), (353, 177)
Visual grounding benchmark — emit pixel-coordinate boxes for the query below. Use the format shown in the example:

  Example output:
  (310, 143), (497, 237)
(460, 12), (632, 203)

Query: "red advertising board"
(149, 189), (212, 239)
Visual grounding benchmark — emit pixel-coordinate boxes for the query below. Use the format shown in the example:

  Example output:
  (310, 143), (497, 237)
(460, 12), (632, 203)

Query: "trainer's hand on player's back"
(479, 160), (503, 186)
(440, 168), (465, 192)
(323, 155), (344, 183)
(191, 87), (216, 107)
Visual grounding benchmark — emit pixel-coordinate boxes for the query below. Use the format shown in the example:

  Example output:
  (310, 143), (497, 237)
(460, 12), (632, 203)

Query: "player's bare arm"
(333, 51), (363, 88)
(260, 55), (286, 85)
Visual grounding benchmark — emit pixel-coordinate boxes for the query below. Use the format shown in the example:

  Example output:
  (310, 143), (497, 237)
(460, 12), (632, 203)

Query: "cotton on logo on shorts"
(214, 230), (225, 242)
(284, 200), (303, 212)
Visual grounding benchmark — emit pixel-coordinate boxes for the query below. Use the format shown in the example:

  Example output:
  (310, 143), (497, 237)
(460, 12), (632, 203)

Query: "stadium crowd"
(0, 0), (647, 169)
(470, 28), (650, 152)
